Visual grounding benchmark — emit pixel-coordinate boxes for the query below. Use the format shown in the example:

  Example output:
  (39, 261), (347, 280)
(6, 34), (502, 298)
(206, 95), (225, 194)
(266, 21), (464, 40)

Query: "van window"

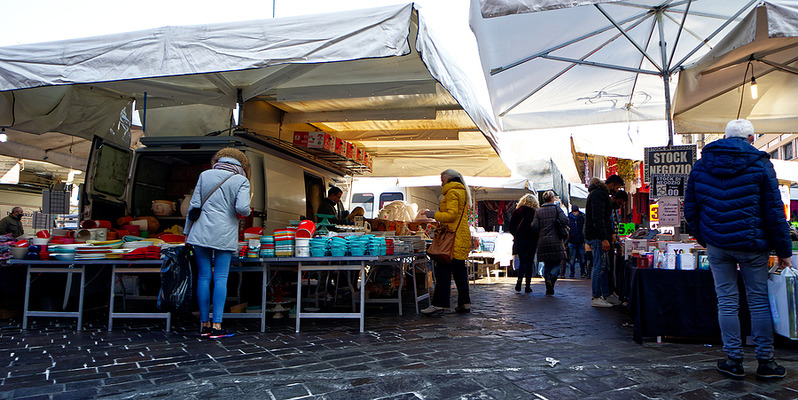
(351, 193), (374, 218)
(93, 144), (131, 197)
(379, 192), (404, 209)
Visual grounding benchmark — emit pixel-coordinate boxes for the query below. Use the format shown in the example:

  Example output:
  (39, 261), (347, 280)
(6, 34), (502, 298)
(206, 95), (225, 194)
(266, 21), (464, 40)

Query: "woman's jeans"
(587, 239), (610, 298)
(194, 245), (233, 324)
(543, 260), (560, 287)
(707, 244), (774, 360)
(516, 249), (537, 284)
(431, 259), (471, 308)
(568, 242), (586, 277)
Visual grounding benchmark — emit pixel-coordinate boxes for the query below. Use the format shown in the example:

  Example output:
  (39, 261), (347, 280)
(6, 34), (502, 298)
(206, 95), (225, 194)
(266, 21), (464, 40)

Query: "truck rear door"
(80, 137), (132, 221)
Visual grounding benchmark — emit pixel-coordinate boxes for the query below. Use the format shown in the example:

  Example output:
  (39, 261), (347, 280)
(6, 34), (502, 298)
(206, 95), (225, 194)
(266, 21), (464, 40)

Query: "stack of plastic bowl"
(273, 229), (295, 257)
(309, 238), (328, 257)
(259, 236), (275, 258)
(329, 237), (348, 257)
(347, 235), (368, 256)
(295, 238), (310, 257)
(366, 236), (387, 256)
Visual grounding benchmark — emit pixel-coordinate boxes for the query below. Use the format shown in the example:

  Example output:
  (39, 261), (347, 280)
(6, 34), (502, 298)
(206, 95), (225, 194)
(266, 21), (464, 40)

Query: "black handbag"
(187, 173), (234, 222)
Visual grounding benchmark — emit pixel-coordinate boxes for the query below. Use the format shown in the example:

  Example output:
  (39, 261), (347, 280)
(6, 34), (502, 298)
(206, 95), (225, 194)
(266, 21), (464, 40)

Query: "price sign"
(618, 222), (636, 236)
(658, 197), (681, 227)
(649, 203), (658, 222)
(645, 145), (696, 198)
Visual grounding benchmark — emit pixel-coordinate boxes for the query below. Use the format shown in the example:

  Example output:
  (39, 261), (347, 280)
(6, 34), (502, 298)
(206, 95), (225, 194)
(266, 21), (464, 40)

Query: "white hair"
(441, 169), (472, 207)
(725, 119), (755, 139)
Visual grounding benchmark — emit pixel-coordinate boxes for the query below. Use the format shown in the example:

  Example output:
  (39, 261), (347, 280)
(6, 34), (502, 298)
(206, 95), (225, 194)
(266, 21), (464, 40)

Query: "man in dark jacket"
(0, 207), (24, 238)
(316, 187), (344, 223)
(567, 205), (586, 278)
(585, 175), (624, 307)
(685, 119), (791, 381)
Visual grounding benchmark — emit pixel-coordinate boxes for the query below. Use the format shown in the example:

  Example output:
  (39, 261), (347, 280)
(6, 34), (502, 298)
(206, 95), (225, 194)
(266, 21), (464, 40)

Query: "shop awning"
(0, 4), (508, 177)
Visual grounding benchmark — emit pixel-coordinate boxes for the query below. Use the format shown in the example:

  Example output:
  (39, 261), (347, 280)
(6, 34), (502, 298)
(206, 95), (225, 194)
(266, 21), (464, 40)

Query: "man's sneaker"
(606, 294), (622, 306)
(591, 297), (613, 308)
(756, 359), (786, 380)
(717, 357), (745, 380)
(420, 305), (446, 316)
(454, 304), (471, 314)
(200, 326), (212, 337)
(209, 328), (235, 339)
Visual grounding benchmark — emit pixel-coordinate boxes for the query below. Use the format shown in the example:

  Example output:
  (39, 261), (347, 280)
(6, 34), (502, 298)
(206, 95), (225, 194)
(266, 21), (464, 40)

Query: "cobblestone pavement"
(1, 277), (797, 399)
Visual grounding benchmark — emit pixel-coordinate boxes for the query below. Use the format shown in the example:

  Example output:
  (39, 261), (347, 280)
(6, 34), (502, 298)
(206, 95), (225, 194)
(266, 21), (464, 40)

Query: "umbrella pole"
(656, 13), (675, 147)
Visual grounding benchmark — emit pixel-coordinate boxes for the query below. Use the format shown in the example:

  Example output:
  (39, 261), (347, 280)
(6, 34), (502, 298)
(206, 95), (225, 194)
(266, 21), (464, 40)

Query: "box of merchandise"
(308, 132), (335, 152)
(347, 142), (358, 160)
(356, 148), (366, 164)
(624, 239), (648, 258)
(335, 138), (347, 157)
(364, 152), (373, 171)
(293, 131), (309, 148)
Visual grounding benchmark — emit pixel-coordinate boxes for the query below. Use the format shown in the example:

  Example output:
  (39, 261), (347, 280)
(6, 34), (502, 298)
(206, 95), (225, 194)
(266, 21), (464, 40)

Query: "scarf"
(213, 162), (245, 176)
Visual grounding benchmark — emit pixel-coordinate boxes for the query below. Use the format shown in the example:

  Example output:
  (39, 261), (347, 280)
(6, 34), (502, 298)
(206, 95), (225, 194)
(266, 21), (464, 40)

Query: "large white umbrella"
(674, 1), (798, 134)
(470, 0), (759, 144)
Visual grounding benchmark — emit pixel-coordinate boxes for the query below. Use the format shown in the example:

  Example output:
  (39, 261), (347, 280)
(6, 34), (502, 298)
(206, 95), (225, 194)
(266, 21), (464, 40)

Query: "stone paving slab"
(0, 277), (797, 399)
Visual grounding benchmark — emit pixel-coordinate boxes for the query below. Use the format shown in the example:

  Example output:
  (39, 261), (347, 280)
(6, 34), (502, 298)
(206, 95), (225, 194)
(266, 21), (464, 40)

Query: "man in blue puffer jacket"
(685, 119), (792, 381)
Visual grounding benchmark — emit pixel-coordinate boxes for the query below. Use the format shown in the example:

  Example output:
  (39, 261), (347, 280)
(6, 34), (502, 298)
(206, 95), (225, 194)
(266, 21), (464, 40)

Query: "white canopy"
(0, 4), (508, 177)
(469, 0), (757, 132)
(772, 159), (798, 183)
(674, 1), (798, 134)
(353, 175), (535, 201)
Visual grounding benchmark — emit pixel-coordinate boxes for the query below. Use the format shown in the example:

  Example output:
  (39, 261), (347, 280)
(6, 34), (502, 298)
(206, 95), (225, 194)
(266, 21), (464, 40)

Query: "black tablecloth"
(629, 266), (749, 343)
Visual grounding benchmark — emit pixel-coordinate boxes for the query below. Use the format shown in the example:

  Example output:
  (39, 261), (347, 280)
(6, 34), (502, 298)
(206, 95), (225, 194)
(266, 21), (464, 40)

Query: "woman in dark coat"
(532, 191), (569, 296)
(508, 193), (539, 293)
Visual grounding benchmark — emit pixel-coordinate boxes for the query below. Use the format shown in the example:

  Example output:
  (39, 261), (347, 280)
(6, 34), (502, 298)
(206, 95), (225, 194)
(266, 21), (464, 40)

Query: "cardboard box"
(364, 152), (373, 171)
(293, 131), (309, 148)
(347, 142), (358, 160)
(307, 132), (335, 152)
(356, 148), (365, 164)
(335, 138), (347, 157)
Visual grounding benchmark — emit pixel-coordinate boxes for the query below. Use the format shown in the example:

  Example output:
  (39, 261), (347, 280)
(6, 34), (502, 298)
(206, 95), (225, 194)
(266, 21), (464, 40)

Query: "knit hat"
(571, 204), (579, 212)
(725, 119), (755, 139)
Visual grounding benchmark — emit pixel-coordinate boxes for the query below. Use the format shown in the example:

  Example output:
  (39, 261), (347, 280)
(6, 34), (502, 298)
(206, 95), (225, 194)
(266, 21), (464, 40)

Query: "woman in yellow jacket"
(421, 169), (472, 316)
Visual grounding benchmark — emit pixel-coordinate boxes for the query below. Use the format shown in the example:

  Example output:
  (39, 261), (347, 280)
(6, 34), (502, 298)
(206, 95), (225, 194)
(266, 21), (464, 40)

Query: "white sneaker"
(605, 294), (621, 306)
(420, 305), (446, 316)
(591, 297), (613, 308)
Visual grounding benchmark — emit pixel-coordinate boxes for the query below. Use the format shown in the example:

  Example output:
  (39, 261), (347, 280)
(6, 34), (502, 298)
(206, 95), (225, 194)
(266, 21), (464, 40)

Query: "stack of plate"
(273, 229), (295, 257)
(259, 236), (275, 258)
(366, 236), (387, 256)
(122, 241), (154, 250)
(347, 235), (370, 257)
(106, 249), (133, 259)
(49, 244), (80, 261)
(75, 245), (112, 260)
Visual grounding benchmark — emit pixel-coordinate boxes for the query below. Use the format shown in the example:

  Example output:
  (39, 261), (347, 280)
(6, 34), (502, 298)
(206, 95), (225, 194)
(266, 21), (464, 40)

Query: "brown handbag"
(426, 202), (466, 263)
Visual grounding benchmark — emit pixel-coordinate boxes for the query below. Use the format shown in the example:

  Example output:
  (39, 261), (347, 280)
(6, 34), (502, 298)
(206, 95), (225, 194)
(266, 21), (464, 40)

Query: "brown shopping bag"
(768, 266), (798, 340)
(427, 225), (455, 263)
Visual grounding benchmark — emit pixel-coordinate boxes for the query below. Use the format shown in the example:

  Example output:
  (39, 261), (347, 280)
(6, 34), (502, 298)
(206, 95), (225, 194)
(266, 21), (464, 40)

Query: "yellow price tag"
(650, 204), (659, 222)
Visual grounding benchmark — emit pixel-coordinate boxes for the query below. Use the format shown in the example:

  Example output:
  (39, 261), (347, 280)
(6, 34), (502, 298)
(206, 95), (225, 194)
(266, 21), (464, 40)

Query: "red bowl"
(36, 230), (51, 238)
(244, 227), (263, 236)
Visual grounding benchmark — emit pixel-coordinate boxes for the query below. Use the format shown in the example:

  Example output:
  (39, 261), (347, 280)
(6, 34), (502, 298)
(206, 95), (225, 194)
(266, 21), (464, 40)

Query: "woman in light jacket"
(185, 148), (251, 339)
(421, 169), (472, 315)
(532, 191), (569, 296)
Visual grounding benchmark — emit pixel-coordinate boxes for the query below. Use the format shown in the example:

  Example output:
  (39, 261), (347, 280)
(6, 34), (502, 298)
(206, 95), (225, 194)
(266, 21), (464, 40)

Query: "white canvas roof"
(674, 1), (798, 134)
(354, 175), (535, 201)
(0, 4), (508, 177)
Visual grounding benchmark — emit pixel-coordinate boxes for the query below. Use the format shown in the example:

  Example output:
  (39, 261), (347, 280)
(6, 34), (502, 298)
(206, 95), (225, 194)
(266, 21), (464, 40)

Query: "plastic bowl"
(32, 238), (50, 246)
(11, 247), (28, 259)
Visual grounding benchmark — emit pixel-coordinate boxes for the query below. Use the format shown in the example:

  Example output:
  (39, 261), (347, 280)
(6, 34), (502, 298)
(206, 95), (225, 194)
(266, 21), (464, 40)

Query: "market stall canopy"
(469, 0), (758, 141)
(0, 4), (508, 177)
(673, 1), (798, 134)
(772, 159), (798, 183)
(393, 174), (536, 201)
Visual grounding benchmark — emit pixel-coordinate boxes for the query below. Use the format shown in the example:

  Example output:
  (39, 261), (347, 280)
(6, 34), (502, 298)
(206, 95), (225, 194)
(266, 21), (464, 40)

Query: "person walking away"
(509, 194), (540, 293)
(421, 169), (472, 315)
(0, 207), (24, 238)
(185, 148), (251, 339)
(532, 191), (568, 296)
(609, 190), (628, 300)
(684, 119), (790, 381)
(585, 174), (625, 307)
(567, 205), (586, 278)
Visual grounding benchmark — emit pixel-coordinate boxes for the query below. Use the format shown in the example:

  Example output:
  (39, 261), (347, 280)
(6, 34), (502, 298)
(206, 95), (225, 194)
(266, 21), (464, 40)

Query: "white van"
(346, 177), (441, 220)
(81, 132), (347, 235)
